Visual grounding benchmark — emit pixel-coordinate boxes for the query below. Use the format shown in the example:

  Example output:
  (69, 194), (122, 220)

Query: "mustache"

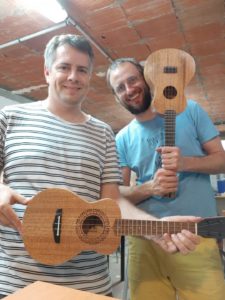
(126, 88), (152, 115)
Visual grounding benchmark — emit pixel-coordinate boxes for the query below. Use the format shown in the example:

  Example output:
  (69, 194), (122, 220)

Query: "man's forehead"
(55, 44), (85, 57)
(53, 44), (91, 67)
(117, 62), (138, 72)
(111, 63), (139, 83)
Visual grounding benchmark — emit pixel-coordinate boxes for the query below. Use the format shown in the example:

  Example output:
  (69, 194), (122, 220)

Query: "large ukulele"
(22, 188), (225, 265)
(144, 48), (196, 197)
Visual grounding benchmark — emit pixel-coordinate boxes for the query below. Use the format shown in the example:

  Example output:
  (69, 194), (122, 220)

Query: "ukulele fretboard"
(115, 219), (196, 236)
(165, 110), (176, 146)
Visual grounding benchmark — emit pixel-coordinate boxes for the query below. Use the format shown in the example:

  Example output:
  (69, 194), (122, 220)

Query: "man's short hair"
(106, 58), (144, 92)
(44, 34), (94, 71)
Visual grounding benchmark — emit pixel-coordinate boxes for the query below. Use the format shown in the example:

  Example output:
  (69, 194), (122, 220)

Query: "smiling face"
(108, 62), (152, 115)
(44, 43), (92, 109)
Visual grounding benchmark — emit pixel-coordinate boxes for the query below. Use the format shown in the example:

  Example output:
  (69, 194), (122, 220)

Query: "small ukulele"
(144, 48), (196, 198)
(22, 188), (225, 265)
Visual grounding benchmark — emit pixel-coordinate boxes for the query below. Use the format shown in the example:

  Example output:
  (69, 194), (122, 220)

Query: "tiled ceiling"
(0, 0), (224, 135)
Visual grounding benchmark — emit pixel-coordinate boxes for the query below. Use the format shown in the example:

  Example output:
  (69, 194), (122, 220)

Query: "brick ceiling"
(0, 0), (224, 135)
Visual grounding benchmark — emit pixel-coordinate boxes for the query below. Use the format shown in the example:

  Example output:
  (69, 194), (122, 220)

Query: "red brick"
(145, 32), (185, 51)
(198, 53), (225, 68)
(96, 26), (140, 48)
(113, 43), (150, 61)
(123, 1), (173, 22)
(135, 14), (179, 39)
(69, 0), (114, 12)
(82, 7), (126, 31)
(177, 0), (223, 30)
(190, 39), (225, 56)
(172, 0), (214, 10)
(185, 22), (223, 43)
(200, 64), (224, 77)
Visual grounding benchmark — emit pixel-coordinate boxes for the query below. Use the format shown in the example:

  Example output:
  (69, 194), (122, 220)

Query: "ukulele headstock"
(144, 48), (196, 115)
(198, 216), (225, 239)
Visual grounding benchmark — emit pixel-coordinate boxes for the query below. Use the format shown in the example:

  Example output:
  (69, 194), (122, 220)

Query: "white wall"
(0, 88), (32, 109)
(210, 139), (225, 192)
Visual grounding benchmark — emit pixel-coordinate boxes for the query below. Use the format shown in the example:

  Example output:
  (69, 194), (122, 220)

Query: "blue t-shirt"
(116, 100), (219, 218)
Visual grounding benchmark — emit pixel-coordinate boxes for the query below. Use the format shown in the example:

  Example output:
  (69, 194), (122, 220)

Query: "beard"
(121, 85), (152, 115)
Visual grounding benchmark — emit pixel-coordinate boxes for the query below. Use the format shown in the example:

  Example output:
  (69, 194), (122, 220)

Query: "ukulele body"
(22, 188), (121, 265)
(144, 48), (195, 115)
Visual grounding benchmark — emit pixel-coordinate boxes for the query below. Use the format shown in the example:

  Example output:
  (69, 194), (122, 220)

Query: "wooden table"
(4, 281), (118, 300)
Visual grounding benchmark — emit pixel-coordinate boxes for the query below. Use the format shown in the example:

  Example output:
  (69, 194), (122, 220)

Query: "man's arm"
(117, 136), (225, 204)
(118, 166), (178, 205)
(100, 183), (201, 254)
(160, 136), (225, 174)
(181, 136), (225, 174)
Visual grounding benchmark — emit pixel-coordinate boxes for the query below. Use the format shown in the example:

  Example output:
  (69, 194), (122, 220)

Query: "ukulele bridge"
(163, 66), (177, 73)
(53, 208), (62, 243)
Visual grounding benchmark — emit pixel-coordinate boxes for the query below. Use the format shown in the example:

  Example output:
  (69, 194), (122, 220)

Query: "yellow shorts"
(128, 237), (225, 300)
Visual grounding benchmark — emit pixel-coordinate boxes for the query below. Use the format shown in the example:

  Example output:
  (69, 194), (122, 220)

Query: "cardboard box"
(4, 281), (119, 300)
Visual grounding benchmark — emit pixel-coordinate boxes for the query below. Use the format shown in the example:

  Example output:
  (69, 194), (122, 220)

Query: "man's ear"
(44, 66), (50, 84)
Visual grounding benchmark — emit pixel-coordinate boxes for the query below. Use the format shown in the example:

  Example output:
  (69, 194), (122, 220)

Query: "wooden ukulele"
(22, 188), (225, 266)
(144, 48), (196, 198)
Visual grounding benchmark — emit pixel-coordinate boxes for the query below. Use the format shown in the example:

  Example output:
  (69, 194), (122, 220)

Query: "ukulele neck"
(165, 110), (176, 146)
(115, 219), (196, 236)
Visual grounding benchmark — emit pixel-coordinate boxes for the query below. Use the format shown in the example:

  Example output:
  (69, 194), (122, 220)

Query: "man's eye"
(128, 76), (138, 84)
(58, 65), (69, 71)
(116, 85), (125, 94)
(79, 68), (88, 73)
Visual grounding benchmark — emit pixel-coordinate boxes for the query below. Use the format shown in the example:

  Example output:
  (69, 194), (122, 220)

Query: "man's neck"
(43, 98), (89, 124)
(135, 106), (157, 122)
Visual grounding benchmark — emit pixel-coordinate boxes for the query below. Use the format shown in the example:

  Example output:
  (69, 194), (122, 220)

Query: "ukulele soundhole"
(163, 86), (177, 99)
(76, 209), (110, 244)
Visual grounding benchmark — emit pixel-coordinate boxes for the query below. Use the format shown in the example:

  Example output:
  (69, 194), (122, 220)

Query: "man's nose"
(68, 70), (78, 81)
(125, 83), (135, 95)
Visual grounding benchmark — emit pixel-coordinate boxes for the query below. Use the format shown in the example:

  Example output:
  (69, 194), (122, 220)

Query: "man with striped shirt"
(0, 34), (200, 298)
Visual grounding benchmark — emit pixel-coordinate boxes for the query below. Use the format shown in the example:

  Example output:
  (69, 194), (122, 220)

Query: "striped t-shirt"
(0, 101), (121, 296)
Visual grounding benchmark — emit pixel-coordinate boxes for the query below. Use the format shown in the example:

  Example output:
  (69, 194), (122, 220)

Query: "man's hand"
(150, 168), (178, 196)
(157, 146), (184, 172)
(149, 215), (202, 254)
(0, 184), (29, 234)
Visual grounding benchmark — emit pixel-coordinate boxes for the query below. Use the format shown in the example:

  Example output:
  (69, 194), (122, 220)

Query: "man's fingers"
(170, 230), (200, 255)
(0, 205), (22, 233)
(170, 234), (190, 255)
(152, 235), (178, 254)
(11, 191), (29, 206)
(181, 229), (201, 244)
